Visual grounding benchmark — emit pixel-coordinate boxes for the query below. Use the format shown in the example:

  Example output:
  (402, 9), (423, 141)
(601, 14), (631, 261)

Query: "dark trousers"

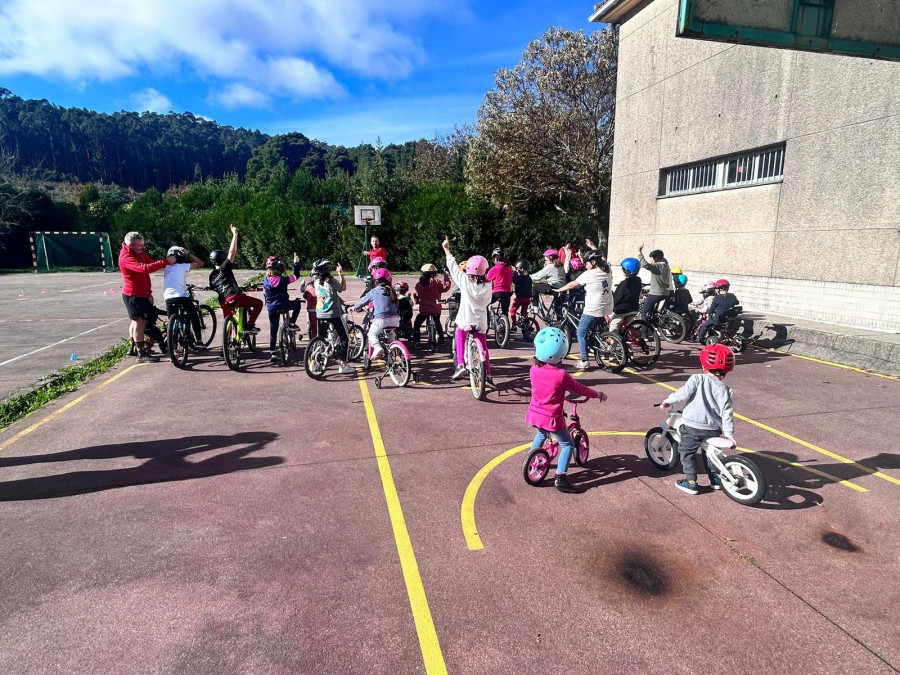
(491, 291), (512, 316)
(678, 425), (720, 482)
(268, 300), (302, 349)
(317, 317), (349, 362)
(166, 297), (202, 343)
(413, 313), (445, 341)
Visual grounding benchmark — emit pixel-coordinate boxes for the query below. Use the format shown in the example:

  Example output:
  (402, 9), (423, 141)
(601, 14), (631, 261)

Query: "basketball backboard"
(676, 0), (900, 62)
(354, 205), (382, 227)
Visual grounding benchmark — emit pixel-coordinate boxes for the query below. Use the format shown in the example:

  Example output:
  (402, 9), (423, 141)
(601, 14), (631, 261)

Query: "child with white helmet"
(442, 236), (495, 386)
(527, 327), (606, 493)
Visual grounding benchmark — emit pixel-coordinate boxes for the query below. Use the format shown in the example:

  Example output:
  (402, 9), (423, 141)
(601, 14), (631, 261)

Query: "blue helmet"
(675, 273), (688, 287)
(621, 257), (640, 275)
(534, 327), (569, 364)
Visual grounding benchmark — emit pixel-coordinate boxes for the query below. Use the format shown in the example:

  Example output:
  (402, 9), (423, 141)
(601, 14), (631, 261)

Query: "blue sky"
(0, 0), (605, 147)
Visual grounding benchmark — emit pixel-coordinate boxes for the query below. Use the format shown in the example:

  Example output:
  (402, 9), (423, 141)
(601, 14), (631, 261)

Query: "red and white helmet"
(714, 278), (730, 290)
(372, 267), (392, 283)
(699, 343), (735, 372)
(465, 255), (488, 276)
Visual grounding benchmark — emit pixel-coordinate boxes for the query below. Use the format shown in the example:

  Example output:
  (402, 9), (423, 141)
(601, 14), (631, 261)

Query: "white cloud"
(129, 88), (173, 113)
(209, 84), (270, 109)
(0, 0), (457, 106)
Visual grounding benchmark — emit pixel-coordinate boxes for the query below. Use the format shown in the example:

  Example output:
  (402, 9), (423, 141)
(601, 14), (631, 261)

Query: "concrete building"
(590, 0), (900, 333)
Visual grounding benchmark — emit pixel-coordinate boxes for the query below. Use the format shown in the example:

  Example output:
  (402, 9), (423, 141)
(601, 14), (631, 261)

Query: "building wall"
(607, 0), (900, 330)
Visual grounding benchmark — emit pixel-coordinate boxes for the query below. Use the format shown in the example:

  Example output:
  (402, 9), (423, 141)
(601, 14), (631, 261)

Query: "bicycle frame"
(658, 410), (739, 489)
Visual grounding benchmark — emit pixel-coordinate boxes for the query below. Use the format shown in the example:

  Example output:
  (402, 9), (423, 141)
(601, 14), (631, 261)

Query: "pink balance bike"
(363, 326), (414, 388)
(523, 397), (592, 485)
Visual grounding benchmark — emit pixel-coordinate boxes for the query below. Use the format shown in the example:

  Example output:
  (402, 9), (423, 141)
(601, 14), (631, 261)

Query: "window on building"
(660, 144), (785, 197)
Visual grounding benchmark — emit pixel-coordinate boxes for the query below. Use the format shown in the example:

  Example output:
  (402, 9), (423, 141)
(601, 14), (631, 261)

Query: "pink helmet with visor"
(372, 267), (392, 283)
(465, 255), (488, 276)
(368, 256), (386, 270)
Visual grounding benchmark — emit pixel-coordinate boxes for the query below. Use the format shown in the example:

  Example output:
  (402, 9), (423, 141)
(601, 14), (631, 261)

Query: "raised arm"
(227, 225), (238, 262)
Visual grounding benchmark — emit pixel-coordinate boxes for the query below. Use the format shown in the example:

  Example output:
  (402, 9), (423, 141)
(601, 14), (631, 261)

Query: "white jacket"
(446, 254), (492, 332)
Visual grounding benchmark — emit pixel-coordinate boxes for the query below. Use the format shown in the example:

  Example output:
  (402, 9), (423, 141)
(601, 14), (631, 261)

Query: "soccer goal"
(29, 231), (115, 273)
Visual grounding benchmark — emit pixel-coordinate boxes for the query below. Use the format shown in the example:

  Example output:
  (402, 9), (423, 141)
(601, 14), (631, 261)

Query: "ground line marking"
(0, 363), (146, 453)
(461, 431), (868, 552)
(623, 368), (900, 488)
(356, 373), (447, 674)
(0, 318), (128, 368)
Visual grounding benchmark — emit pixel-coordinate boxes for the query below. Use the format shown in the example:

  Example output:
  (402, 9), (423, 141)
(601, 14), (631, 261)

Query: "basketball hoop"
(354, 205), (382, 277)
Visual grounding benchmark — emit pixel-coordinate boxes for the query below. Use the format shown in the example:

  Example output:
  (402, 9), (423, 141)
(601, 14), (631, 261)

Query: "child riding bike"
(511, 259), (534, 328)
(443, 236), (494, 387)
(263, 253), (303, 363)
(163, 245), (206, 350)
(486, 247), (514, 319)
(527, 327), (605, 494)
(696, 279), (739, 342)
(352, 268), (400, 361)
(552, 250), (613, 371)
(412, 263), (451, 344)
(660, 343), (736, 495)
(313, 258), (352, 374)
(610, 257), (643, 331)
(208, 225), (263, 334)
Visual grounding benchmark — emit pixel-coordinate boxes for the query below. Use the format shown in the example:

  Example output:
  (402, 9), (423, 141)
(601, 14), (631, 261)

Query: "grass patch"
(0, 340), (131, 431)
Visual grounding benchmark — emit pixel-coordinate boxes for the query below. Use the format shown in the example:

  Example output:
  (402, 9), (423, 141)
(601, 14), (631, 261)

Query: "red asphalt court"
(1, 276), (898, 674)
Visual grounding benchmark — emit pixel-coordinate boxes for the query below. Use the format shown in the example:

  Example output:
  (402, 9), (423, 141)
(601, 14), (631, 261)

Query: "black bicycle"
(274, 307), (301, 365)
(641, 287), (689, 344)
(558, 301), (627, 373)
(166, 284), (217, 368)
(488, 299), (511, 349)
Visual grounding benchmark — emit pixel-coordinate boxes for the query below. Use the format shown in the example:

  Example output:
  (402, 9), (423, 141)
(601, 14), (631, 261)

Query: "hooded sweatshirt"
(118, 243), (168, 297)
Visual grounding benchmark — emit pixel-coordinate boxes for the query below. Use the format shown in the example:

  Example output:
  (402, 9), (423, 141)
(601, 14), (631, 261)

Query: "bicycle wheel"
(444, 316), (455, 335)
(660, 311), (688, 344)
(347, 321), (365, 361)
(520, 317), (539, 341)
(523, 448), (551, 485)
(494, 315), (511, 349)
(644, 427), (679, 469)
(288, 327), (297, 352)
(593, 331), (627, 373)
(572, 429), (590, 467)
(426, 318), (437, 354)
(168, 317), (190, 369)
(278, 322), (290, 365)
(388, 344), (411, 387)
(622, 320), (660, 367)
(718, 455), (767, 505)
(222, 317), (241, 371)
(467, 338), (486, 401)
(244, 331), (257, 352)
(303, 336), (329, 379)
(730, 334), (747, 353)
(197, 305), (216, 347)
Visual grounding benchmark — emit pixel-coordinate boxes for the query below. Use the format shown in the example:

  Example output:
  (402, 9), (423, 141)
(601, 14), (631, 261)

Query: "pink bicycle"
(522, 397), (592, 485)
(362, 326), (413, 388)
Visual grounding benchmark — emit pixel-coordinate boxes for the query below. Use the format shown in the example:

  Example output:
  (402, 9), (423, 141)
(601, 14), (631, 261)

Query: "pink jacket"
(414, 277), (451, 315)
(486, 263), (513, 293)
(525, 363), (598, 431)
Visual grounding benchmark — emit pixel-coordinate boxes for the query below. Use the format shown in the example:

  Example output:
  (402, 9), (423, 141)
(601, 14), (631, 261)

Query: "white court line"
(0, 318), (127, 367)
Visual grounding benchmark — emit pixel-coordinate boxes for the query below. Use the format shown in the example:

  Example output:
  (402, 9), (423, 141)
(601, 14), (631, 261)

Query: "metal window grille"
(662, 144), (785, 197)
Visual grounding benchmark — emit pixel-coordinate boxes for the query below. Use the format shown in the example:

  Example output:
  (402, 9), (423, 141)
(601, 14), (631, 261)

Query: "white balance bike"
(645, 404), (767, 505)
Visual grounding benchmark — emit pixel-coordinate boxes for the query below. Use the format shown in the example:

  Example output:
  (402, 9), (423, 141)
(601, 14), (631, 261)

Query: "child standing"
(442, 237), (494, 387)
(527, 327), (606, 493)
(661, 343), (736, 494)
(263, 253), (303, 363)
(553, 250), (613, 371)
(353, 268), (400, 361)
(412, 263), (451, 344)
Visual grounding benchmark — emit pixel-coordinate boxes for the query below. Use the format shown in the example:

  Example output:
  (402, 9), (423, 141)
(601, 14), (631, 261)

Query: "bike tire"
(168, 317), (190, 369)
(704, 334), (721, 346)
(731, 334), (747, 353)
(347, 322), (365, 361)
(427, 318), (437, 354)
(279, 322), (290, 365)
(718, 455), (767, 506)
(495, 315), (511, 349)
(467, 338), (486, 401)
(523, 448), (551, 485)
(388, 344), (411, 387)
(644, 427), (680, 469)
(222, 317), (241, 371)
(572, 429), (590, 467)
(661, 311), (688, 344)
(623, 320), (660, 367)
(593, 331), (627, 373)
(303, 336), (329, 380)
(521, 317), (539, 341)
(197, 305), (217, 347)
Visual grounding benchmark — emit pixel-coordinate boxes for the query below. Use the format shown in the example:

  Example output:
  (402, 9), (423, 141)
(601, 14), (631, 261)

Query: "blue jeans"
(531, 427), (575, 474)
(576, 313), (601, 361)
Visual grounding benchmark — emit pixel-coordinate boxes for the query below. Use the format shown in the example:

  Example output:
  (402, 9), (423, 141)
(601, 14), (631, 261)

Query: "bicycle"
(273, 307), (301, 366)
(303, 305), (365, 379)
(488, 299), (511, 349)
(699, 305), (748, 354)
(522, 397), (592, 485)
(414, 310), (442, 353)
(533, 291), (565, 328)
(645, 404), (767, 505)
(221, 295), (258, 371)
(556, 304), (627, 373)
(614, 314), (661, 368)
(362, 325), (413, 388)
(511, 301), (540, 341)
(166, 284), (218, 369)
(452, 324), (489, 400)
(641, 287), (689, 344)
(443, 294), (460, 335)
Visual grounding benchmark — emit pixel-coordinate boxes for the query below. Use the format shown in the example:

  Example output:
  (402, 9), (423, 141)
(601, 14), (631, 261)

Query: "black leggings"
(268, 300), (302, 349)
(491, 291), (512, 317)
(317, 317), (349, 362)
(413, 313), (445, 340)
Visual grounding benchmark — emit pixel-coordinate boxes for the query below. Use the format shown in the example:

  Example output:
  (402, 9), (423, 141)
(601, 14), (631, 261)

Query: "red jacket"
(118, 243), (168, 297)
(414, 276), (451, 315)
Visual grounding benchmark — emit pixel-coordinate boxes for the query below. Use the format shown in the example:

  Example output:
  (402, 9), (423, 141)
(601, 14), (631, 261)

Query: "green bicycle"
(221, 294), (258, 371)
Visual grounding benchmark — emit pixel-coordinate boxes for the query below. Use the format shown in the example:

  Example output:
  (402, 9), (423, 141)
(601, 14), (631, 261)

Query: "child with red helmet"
(695, 279), (739, 342)
(660, 343), (736, 494)
(263, 253), (303, 363)
(442, 236), (494, 386)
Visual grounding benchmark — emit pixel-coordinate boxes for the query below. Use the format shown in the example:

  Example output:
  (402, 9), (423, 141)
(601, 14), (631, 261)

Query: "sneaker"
(554, 474), (582, 494)
(245, 325), (261, 335)
(370, 347), (385, 361)
(675, 479), (699, 495)
(708, 475), (721, 490)
(337, 364), (354, 374)
(485, 375), (496, 389)
(575, 360), (589, 370)
(288, 323), (300, 332)
(269, 352), (279, 363)
(450, 365), (467, 380)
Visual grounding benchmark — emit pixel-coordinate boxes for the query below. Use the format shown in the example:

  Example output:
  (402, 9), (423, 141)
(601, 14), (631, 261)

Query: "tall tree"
(466, 26), (618, 250)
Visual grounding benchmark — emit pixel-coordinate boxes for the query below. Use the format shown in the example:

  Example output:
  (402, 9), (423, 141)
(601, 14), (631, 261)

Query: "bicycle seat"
(706, 437), (735, 450)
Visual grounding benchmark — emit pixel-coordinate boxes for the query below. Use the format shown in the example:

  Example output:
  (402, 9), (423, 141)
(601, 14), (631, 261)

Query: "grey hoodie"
(663, 373), (734, 437)
(639, 253), (671, 296)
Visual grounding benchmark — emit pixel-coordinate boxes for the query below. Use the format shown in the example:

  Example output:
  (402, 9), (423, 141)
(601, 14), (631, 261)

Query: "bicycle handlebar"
(566, 396), (592, 404)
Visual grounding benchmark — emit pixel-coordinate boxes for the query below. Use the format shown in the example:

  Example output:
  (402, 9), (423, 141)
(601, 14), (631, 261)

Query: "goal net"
(30, 231), (114, 273)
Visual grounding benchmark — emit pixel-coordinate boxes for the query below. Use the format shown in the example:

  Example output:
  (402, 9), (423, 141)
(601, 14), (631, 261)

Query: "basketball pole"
(356, 217), (372, 278)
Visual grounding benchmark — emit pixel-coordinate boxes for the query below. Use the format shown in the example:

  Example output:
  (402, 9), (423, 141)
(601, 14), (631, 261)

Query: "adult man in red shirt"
(365, 235), (387, 265)
(119, 231), (175, 361)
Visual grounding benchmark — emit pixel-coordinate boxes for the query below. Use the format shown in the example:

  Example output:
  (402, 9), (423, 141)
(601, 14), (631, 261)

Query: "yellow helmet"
(458, 259), (468, 272)
(671, 267), (682, 274)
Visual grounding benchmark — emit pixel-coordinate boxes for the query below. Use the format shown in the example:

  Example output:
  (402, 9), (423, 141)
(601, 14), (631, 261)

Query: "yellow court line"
(624, 368), (900, 488)
(461, 430), (869, 552)
(356, 374), (447, 675)
(0, 363), (146, 453)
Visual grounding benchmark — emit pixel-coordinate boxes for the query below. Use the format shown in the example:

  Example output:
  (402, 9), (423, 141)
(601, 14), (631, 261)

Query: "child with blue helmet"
(526, 327), (606, 493)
